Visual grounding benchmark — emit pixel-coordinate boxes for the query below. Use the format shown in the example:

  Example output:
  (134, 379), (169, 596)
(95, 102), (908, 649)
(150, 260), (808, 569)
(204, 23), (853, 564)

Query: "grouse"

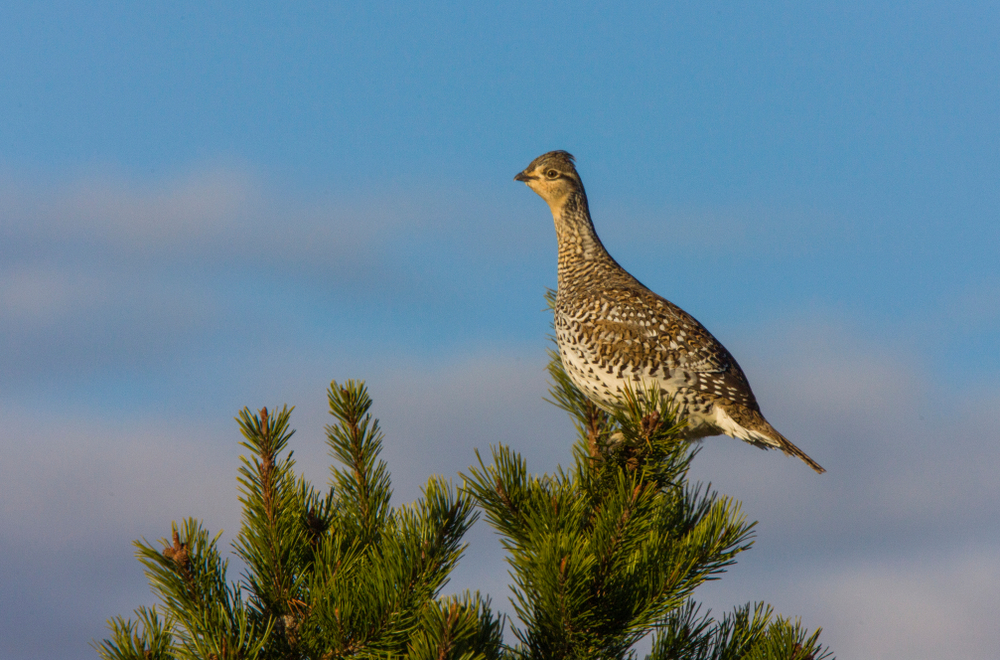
(515, 150), (824, 473)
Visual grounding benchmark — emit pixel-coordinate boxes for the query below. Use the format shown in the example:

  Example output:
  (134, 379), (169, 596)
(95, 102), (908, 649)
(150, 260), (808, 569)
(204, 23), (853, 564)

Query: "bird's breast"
(554, 304), (729, 437)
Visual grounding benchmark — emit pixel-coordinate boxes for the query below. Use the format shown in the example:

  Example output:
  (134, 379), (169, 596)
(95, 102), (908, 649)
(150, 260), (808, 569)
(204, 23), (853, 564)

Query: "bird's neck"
(553, 191), (614, 289)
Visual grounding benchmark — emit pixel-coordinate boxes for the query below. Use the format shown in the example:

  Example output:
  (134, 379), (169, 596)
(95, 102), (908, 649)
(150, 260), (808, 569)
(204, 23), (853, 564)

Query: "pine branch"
(326, 380), (393, 544)
(298, 478), (485, 658)
(406, 592), (506, 660)
(233, 405), (325, 656)
(94, 606), (176, 660)
(135, 519), (270, 660)
(650, 600), (834, 660)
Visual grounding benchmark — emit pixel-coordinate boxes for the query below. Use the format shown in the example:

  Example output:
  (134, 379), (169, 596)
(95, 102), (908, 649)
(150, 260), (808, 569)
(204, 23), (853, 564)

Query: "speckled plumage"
(515, 150), (824, 473)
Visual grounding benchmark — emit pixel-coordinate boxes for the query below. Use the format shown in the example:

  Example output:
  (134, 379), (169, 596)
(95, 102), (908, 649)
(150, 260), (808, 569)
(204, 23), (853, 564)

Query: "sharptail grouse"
(515, 150), (824, 473)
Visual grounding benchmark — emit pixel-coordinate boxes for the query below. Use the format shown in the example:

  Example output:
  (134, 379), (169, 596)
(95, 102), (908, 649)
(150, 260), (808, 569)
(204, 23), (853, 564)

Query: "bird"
(515, 150), (824, 473)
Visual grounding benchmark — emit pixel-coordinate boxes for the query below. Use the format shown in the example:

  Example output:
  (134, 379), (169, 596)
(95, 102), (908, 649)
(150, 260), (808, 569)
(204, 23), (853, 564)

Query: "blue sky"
(2, 2), (999, 658)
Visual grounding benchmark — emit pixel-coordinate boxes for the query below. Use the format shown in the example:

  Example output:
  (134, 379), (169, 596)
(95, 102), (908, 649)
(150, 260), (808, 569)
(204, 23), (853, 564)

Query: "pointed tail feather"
(715, 405), (826, 473)
(755, 422), (826, 474)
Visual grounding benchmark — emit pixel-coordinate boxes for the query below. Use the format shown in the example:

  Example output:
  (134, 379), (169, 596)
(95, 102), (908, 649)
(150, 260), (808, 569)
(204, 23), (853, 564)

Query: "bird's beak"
(514, 171), (534, 182)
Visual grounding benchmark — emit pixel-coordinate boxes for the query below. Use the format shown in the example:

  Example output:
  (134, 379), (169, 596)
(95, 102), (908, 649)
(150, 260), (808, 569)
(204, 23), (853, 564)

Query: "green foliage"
(457, 295), (831, 659)
(98, 329), (832, 659)
(650, 600), (832, 660)
(95, 606), (174, 660)
(465, 351), (758, 660)
(105, 516), (269, 660)
(406, 592), (506, 660)
(97, 381), (501, 660)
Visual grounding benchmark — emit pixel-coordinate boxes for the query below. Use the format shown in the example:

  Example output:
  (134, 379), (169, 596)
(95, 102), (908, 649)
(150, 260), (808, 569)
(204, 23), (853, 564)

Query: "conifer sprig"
(406, 592), (505, 660)
(134, 518), (270, 660)
(326, 380), (393, 544)
(94, 606), (175, 660)
(233, 406), (311, 652)
(287, 381), (495, 659)
(650, 600), (833, 660)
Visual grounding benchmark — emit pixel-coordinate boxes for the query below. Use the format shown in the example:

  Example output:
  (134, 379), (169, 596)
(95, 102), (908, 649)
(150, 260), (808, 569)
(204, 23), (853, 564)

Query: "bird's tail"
(752, 422), (826, 474)
(716, 405), (826, 473)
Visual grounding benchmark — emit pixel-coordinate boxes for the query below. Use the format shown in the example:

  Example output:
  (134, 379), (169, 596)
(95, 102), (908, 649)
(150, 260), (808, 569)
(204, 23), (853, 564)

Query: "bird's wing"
(585, 288), (761, 409)
(589, 289), (728, 372)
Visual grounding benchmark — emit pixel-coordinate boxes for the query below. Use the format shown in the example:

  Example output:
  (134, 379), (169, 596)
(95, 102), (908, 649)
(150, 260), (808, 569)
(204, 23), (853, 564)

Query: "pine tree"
(97, 348), (832, 659)
(96, 382), (503, 660)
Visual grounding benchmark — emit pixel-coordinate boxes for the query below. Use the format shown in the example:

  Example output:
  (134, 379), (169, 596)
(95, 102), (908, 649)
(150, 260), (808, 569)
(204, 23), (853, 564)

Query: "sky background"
(2, 2), (999, 658)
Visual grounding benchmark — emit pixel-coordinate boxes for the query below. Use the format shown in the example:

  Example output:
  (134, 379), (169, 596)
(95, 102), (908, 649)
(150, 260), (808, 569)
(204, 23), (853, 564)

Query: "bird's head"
(514, 151), (584, 213)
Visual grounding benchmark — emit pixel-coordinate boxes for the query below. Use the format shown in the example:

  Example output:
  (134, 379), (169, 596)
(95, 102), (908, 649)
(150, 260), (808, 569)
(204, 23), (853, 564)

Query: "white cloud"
(0, 402), (246, 659)
(60, 167), (256, 246)
(0, 165), (486, 266)
(0, 166), (548, 368)
(694, 543), (1000, 660)
(792, 546), (1000, 660)
(0, 403), (241, 548)
(0, 264), (109, 326)
(0, 166), (257, 246)
(0, 167), (473, 381)
(748, 316), (925, 422)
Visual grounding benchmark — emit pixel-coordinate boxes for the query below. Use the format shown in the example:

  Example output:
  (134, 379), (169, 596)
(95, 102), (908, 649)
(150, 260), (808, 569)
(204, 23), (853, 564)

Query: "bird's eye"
(545, 169), (560, 179)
